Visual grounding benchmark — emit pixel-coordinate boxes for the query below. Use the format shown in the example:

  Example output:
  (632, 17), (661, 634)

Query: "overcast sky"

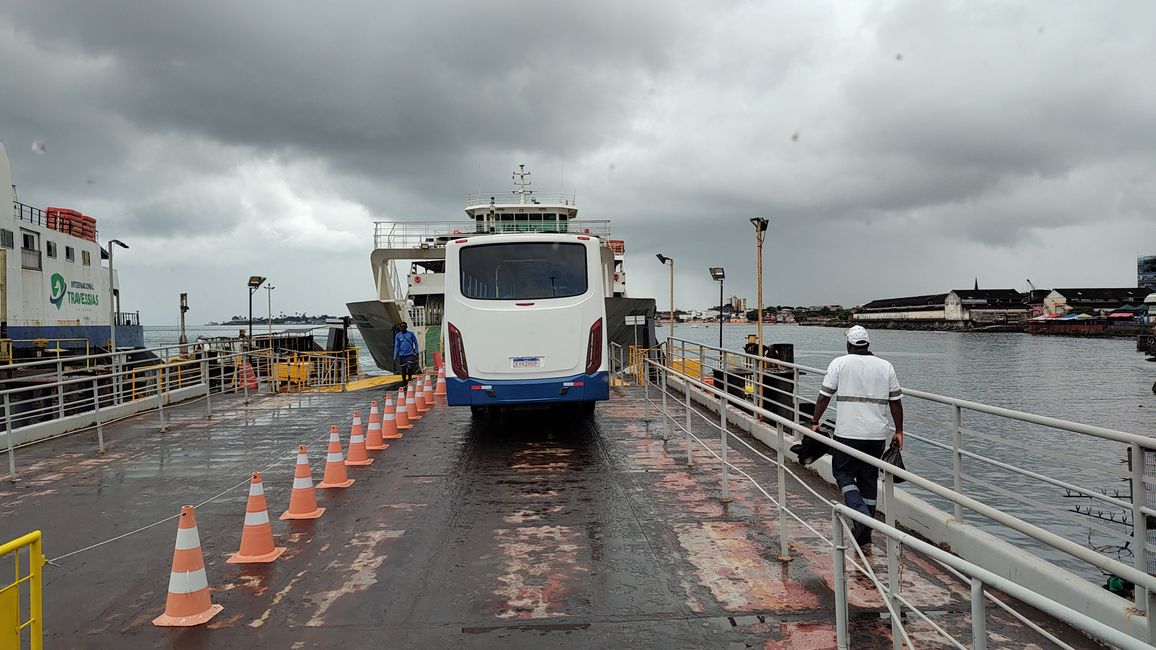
(2, 1), (1154, 324)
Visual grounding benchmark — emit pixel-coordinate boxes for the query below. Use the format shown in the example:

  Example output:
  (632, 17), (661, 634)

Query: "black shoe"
(853, 528), (872, 549)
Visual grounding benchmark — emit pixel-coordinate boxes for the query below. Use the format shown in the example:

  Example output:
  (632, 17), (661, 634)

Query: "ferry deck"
(0, 374), (1109, 649)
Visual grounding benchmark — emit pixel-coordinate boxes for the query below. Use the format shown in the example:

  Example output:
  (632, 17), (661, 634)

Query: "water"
(660, 322), (1156, 580)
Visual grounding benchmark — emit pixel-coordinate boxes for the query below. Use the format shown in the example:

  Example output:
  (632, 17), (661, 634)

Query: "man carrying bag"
(810, 325), (904, 548)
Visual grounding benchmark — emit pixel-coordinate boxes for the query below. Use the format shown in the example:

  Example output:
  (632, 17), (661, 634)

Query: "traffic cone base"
(153, 505), (223, 627)
(280, 506), (325, 520)
(227, 546), (287, 564)
(317, 477), (354, 489)
(345, 457), (375, 467)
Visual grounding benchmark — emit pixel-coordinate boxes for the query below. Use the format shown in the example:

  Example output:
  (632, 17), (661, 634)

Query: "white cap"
(845, 325), (870, 346)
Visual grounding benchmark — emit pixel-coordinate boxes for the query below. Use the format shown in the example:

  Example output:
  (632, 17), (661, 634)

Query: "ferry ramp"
(0, 385), (1098, 648)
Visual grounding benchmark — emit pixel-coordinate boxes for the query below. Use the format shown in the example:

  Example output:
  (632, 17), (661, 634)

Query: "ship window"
(46, 241), (57, 258)
(20, 230), (37, 251)
(459, 242), (588, 300)
(82, 250), (91, 266)
(0, 229), (12, 248)
(66, 246), (75, 262)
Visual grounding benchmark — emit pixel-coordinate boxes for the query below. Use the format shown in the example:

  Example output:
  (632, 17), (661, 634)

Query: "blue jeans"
(831, 437), (886, 540)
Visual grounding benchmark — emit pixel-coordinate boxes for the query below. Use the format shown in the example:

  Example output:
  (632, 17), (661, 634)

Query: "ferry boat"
(347, 165), (655, 372)
(0, 141), (144, 363)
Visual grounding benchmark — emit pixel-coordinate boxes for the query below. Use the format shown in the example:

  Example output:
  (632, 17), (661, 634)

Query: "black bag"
(880, 440), (907, 484)
(790, 428), (833, 466)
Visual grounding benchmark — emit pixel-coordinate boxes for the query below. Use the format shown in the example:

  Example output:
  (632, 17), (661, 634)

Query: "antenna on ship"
(513, 164), (532, 205)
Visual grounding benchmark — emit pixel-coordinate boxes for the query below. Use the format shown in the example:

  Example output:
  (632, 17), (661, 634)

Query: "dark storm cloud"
(1, 1), (1154, 321)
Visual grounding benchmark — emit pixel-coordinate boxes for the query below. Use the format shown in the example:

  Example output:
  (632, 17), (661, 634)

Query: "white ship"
(347, 165), (654, 372)
(1, 142), (143, 363)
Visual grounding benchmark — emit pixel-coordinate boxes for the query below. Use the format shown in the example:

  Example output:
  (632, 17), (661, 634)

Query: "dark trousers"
(398, 354), (416, 384)
(831, 437), (886, 540)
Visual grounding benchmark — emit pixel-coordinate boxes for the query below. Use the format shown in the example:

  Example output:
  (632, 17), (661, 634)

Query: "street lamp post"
(709, 267), (725, 348)
(656, 254), (675, 339)
(247, 276), (266, 343)
(106, 239), (129, 354)
(750, 217), (769, 419)
(265, 285), (276, 335)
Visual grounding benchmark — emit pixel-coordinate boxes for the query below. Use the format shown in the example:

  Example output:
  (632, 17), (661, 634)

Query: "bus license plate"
(511, 356), (542, 369)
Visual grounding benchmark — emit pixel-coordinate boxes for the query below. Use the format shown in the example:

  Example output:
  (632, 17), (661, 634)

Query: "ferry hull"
(446, 371), (610, 406)
(7, 324), (144, 350)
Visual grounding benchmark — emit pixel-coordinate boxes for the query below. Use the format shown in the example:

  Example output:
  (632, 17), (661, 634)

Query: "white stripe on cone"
(296, 454), (308, 464)
(327, 452), (344, 462)
(168, 568), (209, 595)
(248, 483), (265, 496)
(293, 477), (313, 489)
(174, 527), (201, 551)
(244, 510), (270, 526)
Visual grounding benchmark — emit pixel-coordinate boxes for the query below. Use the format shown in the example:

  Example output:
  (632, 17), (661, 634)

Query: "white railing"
(465, 192), (576, 207)
(1, 340), (361, 480)
(643, 337), (1156, 647)
(373, 220), (612, 250)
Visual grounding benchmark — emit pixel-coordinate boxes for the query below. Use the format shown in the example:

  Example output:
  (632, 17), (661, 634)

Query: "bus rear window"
(459, 242), (588, 300)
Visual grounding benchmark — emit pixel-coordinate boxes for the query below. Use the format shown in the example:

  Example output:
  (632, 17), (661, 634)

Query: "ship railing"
(13, 202), (48, 228)
(373, 220), (612, 250)
(0, 340), (366, 479)
(113, 311), (141, 327)
(465, 191), (576, 207)
(650, 336), (1156, 646)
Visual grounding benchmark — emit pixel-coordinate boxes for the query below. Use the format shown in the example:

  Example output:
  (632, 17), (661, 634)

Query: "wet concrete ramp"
(0, 387), (1096, 648)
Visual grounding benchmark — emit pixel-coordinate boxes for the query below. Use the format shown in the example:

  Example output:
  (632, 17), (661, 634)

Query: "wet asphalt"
(0, 385), (1099, 649)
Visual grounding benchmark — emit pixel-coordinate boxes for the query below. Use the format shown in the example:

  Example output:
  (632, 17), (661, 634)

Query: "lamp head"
(248, 275), (266, 289)
(709, 266), (726, 281)
(750, 217), (769, 232)
(656, 253), (671, 265)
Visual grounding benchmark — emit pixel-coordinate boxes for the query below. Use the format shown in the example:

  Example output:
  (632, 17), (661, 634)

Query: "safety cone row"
(345, 410), (374, 466)
(382, 395), (403, 439)
(365, 401), (388, 450)
(317, 425), (355, 488)
(153, 506), (223, 627)
(227, 472), (287, 564)
(281, 445), (325, 520)
(395, 389), (413, 430)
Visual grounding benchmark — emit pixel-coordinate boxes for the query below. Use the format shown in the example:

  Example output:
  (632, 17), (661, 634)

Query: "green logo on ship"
(50, 273), (67, 309)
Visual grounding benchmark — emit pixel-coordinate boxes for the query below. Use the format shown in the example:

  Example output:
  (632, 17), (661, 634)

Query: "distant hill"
(206, 314), (340, 326)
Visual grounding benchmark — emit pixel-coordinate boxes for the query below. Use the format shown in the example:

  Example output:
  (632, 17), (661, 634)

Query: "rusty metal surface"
(0, 387), (1100, 648)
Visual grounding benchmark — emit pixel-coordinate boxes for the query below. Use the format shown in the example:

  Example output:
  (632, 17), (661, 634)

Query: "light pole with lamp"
(247, 276), (266, 343)
(107, 239), (128, 403)
(656, 254), (675, 338)
(709, 267), (725, 348)
(265, 284), (276, 335)
(750, 217), (769, 420)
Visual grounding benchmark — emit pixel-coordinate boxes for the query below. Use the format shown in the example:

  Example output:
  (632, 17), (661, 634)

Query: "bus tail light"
(585, 318), (603, 374)
(448, 322), (469, 378)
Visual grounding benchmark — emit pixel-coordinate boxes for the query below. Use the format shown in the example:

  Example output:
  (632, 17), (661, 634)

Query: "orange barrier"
(345, 410), (374, 466)
(394, 389), (413, 431)
(280, 445), (325, 520)
(152, 506), (223, 627)
(317, 425), (355, 489)
(227, 472), (286, 564)
(382, 395), (403, 439)
(365, 401), (387, 450)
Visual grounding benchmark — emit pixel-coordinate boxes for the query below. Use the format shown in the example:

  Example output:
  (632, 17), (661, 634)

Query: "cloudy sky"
(2, 1), (1154, 324)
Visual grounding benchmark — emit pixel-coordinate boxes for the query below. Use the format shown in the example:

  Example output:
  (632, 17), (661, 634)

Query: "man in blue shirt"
(393, 322), (420, 386)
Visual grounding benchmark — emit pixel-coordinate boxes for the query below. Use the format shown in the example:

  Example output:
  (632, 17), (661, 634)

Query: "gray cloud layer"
(2, 1), (1153, 323)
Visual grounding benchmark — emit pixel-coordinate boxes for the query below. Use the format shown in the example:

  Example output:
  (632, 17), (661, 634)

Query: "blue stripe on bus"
(445, 371), (610, 406)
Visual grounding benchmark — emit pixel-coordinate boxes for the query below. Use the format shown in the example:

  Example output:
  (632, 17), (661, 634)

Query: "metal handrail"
(372, 219), (612, 250)
(465, 191), (576, 206)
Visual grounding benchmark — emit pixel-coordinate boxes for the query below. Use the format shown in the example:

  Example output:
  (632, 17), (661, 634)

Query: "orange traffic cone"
(153, 506), (223, 627)
(239, 361), (258, 389)
(365, 401), (388, 450)
(227, 472), (286, 564)
(280, 445), (325, 520)
(317, 425), (355, 488)
(434, 368), (447, 400)
(394, 389), (413, 430)
(406, 385), (421, 421)
(423, 375), (436, 408)
(382, 395), (403, 439)
(345, 409), (374, 466)
(433, 351), (444, 370)
(415, 378), (430, 413)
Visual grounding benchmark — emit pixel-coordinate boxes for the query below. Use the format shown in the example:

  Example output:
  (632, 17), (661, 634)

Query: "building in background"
(729, 296), (747, 313)
(1139, 255), (1156, 291)
(853, 289), (1029, 328)
(1043, 288), (1152, 315)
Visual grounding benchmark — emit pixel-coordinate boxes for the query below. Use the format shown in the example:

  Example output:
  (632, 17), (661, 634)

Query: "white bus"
(443, 233), (610, 413)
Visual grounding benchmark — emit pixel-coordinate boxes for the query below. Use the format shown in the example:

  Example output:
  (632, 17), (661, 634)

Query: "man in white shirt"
(809, 325), (904, 548)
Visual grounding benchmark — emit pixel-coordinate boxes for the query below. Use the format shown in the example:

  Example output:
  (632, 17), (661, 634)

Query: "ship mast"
(512, 164), (532, 205)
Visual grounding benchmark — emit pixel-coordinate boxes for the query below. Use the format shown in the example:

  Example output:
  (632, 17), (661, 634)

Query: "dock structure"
(0, 383), (1100, 648)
